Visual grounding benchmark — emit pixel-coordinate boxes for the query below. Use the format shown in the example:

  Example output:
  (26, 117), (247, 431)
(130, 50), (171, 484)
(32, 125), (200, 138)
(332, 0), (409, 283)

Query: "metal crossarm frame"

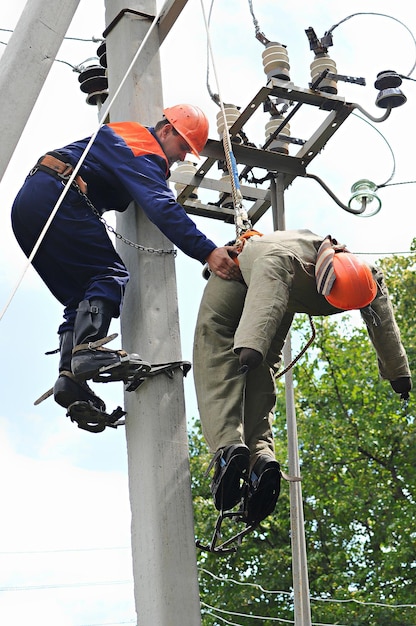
(170, 78), (356, 225)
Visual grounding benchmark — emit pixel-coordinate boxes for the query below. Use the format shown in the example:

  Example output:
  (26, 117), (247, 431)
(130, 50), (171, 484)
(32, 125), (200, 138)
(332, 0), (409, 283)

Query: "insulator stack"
(218, 172), (234, 209)
(97, 41), (107, 68)
(348, 179), (382, 215)
(262, 42), (290, 81)
(78, 64), (108, 106)
(310, 53), (337, 94)
(216, 105), (242, 143)
(265, 115), (291, 154)
(374, 70), (407, 109)
(174, 161), (198, 199)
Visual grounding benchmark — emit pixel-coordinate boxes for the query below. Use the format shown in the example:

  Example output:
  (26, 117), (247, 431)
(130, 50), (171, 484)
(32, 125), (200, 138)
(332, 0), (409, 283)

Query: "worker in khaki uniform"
(193, 229), (412, 525)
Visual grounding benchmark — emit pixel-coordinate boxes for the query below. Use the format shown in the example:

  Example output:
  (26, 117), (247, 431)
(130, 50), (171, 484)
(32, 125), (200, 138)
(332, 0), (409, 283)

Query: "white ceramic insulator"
(216, 106), (240, 137)
(265, 116), (291, 154)
(262, 43), (290, 80)
(310, 54), (338, 93)
(174, 161), (198, 197)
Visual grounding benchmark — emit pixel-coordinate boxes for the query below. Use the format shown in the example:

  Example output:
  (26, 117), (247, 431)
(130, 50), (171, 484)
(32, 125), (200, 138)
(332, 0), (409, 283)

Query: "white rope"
(199, 0), (252, 239)
(0, 5), (165, 323)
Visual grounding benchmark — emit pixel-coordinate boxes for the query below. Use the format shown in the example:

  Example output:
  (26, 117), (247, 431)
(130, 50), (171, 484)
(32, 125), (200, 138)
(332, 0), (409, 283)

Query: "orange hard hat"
(325, 252), (377, 310)
(163, 104), (209, 158)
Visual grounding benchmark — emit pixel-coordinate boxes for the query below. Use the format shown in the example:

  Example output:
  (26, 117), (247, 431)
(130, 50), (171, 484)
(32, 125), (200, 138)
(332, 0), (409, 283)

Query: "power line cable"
(199, 567), (416, 609)
(202, 601), (362, 626)
(201, 602), (297, 625)
(0, 546), (129, 555)
(355, 250), (415, 256)
(202, 610), (246, 626)
(350, 112), (396, 189)
(325, 13), (416, 77)
(79, 621), (135, 626)
(0, 579), (132, 592)
(0, 27), (103, 43)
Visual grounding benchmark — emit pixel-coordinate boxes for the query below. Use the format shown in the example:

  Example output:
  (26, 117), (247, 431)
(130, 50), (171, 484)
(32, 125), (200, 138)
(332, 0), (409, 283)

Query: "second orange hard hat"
(325, 252), (378, 310)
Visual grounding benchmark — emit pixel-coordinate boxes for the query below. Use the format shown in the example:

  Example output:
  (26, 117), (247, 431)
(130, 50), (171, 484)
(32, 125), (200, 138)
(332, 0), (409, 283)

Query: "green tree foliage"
(191, 246), (415, 626)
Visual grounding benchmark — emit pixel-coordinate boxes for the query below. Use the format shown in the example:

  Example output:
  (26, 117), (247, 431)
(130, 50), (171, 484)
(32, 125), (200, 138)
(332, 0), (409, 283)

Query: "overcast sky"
(0, 1), (415, 625)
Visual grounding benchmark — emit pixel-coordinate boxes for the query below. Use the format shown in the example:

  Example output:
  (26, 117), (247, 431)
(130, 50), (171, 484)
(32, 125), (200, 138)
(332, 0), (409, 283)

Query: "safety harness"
(28, 153), (176, 256)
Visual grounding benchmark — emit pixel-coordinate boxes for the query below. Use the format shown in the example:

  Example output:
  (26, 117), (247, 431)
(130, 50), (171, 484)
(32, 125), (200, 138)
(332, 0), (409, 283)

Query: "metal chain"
(71, 181), (177, 256)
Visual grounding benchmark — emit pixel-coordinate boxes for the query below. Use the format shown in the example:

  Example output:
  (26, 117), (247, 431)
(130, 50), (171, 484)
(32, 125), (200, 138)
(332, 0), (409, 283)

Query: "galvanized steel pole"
(271, 174), (312, 626)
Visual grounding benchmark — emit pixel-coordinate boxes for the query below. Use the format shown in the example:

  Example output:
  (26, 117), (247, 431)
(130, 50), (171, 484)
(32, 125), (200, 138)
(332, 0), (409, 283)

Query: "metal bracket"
(325, 72), (366, 86)
(103, 9), (155, 38)
(196, 507), (259, 554)
(125, 360), (192, 392)
(67, 401), (126, 434)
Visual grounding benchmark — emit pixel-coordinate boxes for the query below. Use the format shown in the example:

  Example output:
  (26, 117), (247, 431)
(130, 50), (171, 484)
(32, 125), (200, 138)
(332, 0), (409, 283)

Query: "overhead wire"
(204, 0), (220, 107)
(349, 112), (396, 188)
(0, 26), (103, 44)
(323, 12), (416, 202)
(0, 579), (131, 592)
(325, 12), (416, 77)
(201, 602), (297, 624)
(79, 621), (135, 626)
(202, 600), (372, 626)
(199, 567), (416, 609)
(79, 622), (135, 626)
(0, 28), (103, 70)
(0, 545), (129, 555)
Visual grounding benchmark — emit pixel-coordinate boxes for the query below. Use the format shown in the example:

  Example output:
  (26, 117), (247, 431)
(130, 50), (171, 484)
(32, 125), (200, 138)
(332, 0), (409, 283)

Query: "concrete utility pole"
(104, 2), (201, 625)
(0, 0), (80, 181)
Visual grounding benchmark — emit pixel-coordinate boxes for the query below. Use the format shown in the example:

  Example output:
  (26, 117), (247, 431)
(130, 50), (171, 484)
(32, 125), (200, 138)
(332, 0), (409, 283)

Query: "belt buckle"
(57, 163), (74, 179)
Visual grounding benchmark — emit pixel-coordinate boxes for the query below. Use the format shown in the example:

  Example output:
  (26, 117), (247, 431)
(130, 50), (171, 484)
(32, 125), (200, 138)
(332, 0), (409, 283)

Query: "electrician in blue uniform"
(11, 104), (240, 412)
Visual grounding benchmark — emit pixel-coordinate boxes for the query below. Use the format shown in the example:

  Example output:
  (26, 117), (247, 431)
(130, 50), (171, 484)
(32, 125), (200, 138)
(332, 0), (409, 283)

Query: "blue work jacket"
(54, 122), (216, 263)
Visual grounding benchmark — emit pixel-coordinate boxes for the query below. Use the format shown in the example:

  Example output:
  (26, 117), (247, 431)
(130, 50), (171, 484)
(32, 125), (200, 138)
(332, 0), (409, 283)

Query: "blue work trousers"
(11, 171), (129, 334)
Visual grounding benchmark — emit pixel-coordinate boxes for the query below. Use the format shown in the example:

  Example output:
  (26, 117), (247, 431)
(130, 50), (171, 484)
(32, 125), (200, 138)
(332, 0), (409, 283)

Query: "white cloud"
(0, 418), (134, 624)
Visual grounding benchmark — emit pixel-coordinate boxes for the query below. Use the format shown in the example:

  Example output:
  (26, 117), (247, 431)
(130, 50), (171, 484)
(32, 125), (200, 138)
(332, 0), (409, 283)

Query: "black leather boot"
(71, 299), (147, 382)
(53, 330), (106, 410)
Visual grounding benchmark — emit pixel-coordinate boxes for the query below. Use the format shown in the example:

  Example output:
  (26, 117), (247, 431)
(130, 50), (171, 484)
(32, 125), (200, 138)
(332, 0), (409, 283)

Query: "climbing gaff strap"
(196, 509), (259, 554)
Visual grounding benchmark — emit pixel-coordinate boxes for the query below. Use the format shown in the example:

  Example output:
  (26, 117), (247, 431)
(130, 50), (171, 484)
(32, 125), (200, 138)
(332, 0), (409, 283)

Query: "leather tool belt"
(29, 151), (88, 194)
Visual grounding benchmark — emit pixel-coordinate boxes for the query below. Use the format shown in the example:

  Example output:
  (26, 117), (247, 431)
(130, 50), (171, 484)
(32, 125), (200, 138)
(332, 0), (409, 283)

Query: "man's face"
(159, 124), (192, 166)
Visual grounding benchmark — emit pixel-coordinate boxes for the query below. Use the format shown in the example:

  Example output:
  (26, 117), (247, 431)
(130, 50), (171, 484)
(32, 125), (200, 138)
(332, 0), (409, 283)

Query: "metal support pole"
(271, 175), (312, 626)
(104, 2), (200, 625)
(0, 0), (81, 181)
